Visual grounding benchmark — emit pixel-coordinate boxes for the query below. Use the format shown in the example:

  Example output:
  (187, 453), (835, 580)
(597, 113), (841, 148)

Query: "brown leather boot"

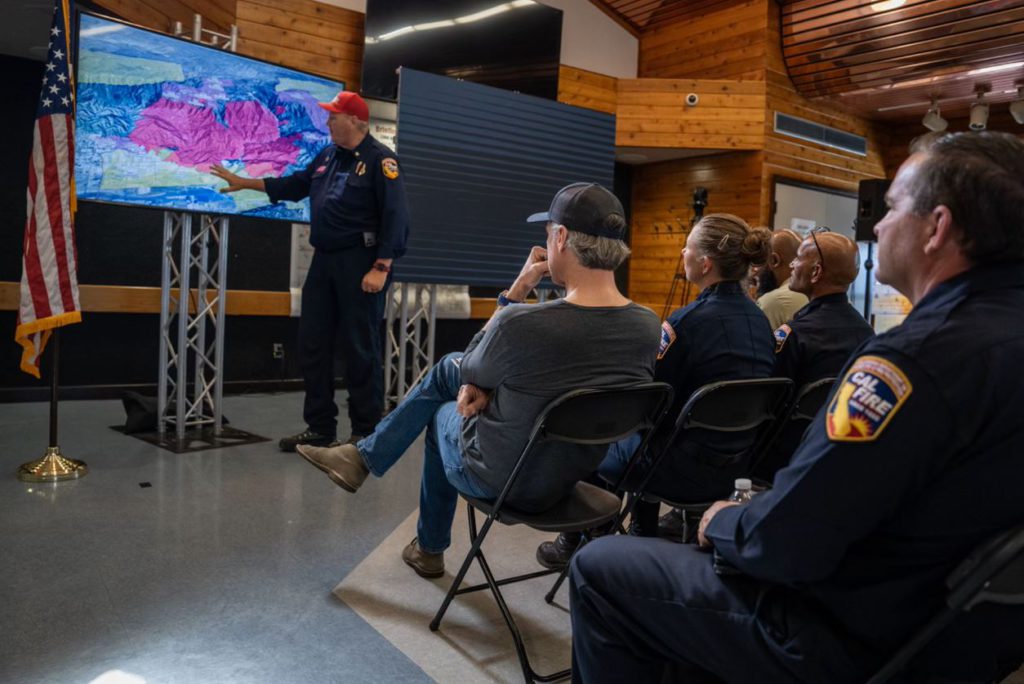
(401, 538), (444, 579)
(295, 443), (369, 493)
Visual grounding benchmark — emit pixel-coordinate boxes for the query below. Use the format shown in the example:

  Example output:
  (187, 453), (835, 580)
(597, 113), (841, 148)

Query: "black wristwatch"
(497, 289), (521, 307)
(372, 261), (391, 273)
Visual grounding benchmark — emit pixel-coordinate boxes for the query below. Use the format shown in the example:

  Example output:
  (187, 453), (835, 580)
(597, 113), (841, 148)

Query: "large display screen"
(362, 0), (562, 102)
(75, 13), (344, 221)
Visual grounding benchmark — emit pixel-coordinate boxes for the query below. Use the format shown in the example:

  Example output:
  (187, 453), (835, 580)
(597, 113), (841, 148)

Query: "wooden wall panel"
(638, 0), (770, 80)
(628, 152), (764, 312)
(94, 0), (235, 34)
(235, 0), (363, 89)
(557, 66), (617, 114)
(617, 78), (766, 149)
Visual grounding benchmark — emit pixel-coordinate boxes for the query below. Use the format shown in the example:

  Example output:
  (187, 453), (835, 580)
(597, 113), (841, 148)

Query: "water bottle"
(714, 479), (755, 576)
(727, 478), (754, 504)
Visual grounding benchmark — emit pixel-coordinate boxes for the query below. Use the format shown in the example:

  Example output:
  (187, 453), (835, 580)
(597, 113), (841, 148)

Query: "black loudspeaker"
(855, 179), (890, 241)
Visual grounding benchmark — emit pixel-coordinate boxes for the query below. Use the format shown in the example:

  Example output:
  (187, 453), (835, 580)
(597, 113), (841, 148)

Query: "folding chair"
(750, 375), (836, 482)
(620, 378), (794, 542)
(866, 522), (1024, 684)
(429, 382), (674, 684)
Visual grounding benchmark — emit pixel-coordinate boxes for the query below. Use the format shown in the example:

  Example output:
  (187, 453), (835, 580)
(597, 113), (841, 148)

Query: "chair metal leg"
(545, 533), (587, 604)
(475, 540), (571, 683)
(430, 504), (572, 683)
(430, 505), (496, 631)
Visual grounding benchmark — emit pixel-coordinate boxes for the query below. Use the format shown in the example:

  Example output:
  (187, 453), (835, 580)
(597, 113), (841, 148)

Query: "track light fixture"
(1010, 86), (1024, 125)
(969, 90), (989, 131)
(921, 97), (948, 132)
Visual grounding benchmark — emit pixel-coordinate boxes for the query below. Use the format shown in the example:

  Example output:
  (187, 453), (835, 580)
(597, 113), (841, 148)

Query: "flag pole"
(17, 328), (88, 481)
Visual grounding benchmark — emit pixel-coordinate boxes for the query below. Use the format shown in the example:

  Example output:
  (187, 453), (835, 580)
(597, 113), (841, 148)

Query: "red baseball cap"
(318, 91), (369, 121)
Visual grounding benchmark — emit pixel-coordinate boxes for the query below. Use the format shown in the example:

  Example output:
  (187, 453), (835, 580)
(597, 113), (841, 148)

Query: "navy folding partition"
(394, 68), (616, 286)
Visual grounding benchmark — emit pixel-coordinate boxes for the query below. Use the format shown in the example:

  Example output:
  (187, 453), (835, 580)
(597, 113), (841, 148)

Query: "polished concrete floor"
(0, 392), (433, 684)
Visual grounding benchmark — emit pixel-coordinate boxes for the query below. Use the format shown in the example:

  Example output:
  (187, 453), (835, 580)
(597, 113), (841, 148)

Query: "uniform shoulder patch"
(657, 321), (677, 360)
(826, 355), (912, 442)
(773, 324), (792, 353)
(381, 157), (399, 179)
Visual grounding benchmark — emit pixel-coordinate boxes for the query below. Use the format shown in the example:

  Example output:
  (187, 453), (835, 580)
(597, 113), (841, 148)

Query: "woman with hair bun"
(537, 214), (776, 566)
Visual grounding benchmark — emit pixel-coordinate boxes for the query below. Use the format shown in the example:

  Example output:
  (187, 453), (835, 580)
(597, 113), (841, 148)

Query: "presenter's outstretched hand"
(362, 268), (388, 293)
(456, 384), (491, 417)
(211, 164), (248, 193)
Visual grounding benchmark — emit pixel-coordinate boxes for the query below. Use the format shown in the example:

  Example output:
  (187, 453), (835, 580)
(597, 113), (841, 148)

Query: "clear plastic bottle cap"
(734, 478), (752, 490)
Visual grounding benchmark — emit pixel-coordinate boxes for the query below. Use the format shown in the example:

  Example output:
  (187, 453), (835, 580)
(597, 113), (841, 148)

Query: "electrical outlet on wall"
(272, 343), (284, 359)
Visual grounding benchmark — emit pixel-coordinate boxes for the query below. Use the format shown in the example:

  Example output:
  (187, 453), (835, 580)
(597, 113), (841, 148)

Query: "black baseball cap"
(526, 183), (626, 240)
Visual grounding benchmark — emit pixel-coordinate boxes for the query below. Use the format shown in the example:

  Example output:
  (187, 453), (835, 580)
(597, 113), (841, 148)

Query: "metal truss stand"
(384, 283), (438, 410)
(157, 212), (230, 444)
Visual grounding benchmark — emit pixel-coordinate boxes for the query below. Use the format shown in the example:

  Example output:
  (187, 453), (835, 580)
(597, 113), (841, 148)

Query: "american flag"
(16, 0), (81, 378)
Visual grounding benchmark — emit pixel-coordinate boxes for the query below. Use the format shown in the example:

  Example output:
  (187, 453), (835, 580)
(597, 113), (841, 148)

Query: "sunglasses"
(809, 226), (831, 271)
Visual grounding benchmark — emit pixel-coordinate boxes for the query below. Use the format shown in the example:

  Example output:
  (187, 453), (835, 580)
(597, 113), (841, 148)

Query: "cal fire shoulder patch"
(826, 355), (912, 442)
(381, 157), (399, 179)
(773, 324), (792, 353)
(657, 321), (677, 360)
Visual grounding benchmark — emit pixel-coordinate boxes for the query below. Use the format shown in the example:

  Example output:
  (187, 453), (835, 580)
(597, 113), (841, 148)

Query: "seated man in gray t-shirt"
(297, 183), (660, 578)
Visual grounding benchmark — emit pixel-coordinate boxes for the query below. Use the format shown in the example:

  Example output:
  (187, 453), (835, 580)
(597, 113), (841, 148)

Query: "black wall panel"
(395, 68), (616, 286)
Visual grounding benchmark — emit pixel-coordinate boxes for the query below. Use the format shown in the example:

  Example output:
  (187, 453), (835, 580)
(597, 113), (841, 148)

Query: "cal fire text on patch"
(827, 355), (912, 442)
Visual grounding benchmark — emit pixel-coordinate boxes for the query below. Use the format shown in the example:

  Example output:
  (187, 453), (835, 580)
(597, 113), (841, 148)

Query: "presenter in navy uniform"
(211, 91), (410, 451)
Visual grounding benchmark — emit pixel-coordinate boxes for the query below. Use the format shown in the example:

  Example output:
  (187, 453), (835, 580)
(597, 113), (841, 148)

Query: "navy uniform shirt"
(264, 134), (409, 258)
(707, 262), (1024, 667)
(773, 292), (876, 388)
(652, 280), (775, 479)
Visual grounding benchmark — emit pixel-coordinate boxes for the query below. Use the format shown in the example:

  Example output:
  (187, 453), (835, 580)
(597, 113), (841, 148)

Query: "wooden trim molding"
(0, 282), (501, 319)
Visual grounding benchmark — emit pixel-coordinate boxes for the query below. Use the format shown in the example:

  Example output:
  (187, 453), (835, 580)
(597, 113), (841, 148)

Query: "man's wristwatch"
(497, 289), (522, 307)
(372, 261), (390, 273)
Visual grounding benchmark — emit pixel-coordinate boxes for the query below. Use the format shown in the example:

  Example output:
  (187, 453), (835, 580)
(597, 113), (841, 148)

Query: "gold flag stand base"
(17, 446), (88, 482)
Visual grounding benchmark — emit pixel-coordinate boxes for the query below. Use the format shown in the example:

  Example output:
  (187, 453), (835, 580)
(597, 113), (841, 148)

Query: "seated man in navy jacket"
(569, 131), (1024, 684)
(755, 230), (875, 479)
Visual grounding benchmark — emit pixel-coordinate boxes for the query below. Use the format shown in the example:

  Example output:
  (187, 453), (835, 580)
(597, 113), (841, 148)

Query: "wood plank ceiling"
(592, 0), (1024, 123)
(781, 0), (1024, 121)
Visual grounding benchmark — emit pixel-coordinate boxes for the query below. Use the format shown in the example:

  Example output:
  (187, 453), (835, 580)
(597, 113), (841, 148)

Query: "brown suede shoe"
(296, 443), (370, 493)
(401, 538), (444, 579)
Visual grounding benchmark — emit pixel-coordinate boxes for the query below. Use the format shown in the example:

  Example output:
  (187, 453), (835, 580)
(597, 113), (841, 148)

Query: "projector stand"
(384, 283), (438, 410)
(156, 211), (230, 445)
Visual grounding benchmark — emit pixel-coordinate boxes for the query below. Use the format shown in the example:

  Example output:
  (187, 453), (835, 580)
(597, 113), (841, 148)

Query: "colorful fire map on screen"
(75, 13), (344, 221)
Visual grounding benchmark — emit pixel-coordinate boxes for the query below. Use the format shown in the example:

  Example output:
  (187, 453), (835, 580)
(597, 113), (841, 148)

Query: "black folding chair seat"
(867, 521), (1024, 684)
(464, 482), (622, 532)
(429, 382), (674, 684)
(619, 378), (793, 541)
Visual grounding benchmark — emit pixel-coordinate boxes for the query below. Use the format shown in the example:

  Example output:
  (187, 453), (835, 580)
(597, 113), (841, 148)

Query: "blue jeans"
(597, 433), (643, 486)
(357, 352), (493, 554)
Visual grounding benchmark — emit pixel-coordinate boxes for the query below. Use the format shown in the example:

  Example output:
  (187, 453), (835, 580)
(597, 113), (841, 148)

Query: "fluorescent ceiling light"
(413, 19), (456, 30)
(968, 62), (1024, 76)
(455, 4), (512, 24)
(379, 25), (415, 41)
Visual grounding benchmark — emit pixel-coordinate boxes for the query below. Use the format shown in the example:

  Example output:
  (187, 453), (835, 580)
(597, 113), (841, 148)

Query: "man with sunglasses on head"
(755, 229), (874, 479)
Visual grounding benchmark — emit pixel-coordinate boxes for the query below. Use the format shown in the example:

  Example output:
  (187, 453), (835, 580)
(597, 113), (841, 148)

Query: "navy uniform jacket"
(264, 134), (409, 258)
(650, 281), (775, 483)
(707, 262), (1024, 672)
(773, 292), (875, 388)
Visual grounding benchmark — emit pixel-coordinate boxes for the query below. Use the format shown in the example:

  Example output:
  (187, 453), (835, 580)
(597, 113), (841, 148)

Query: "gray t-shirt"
(458, 299), (660, 512)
